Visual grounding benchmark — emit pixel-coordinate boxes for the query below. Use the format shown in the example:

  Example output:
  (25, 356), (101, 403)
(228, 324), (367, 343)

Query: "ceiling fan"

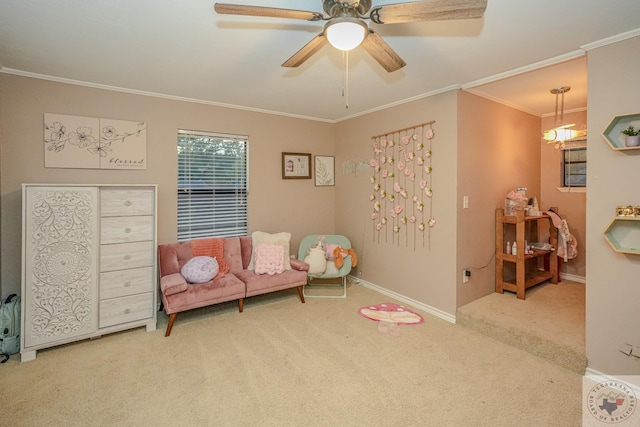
(214, 0), (488, 72)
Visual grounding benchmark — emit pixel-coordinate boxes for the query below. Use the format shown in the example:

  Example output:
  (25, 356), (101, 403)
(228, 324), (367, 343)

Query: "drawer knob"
(124, 255), (131, 260)
(124, 309), (131, 314)
(124, 281), (131, 287)
(125, 227), (131, 233)
(124, 201), (132, 206)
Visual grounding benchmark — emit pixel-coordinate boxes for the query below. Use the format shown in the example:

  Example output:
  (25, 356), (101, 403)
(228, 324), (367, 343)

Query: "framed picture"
(282, 152), (311, 179)
(44, 113), (147, 170)
(315, 155), (335, 186)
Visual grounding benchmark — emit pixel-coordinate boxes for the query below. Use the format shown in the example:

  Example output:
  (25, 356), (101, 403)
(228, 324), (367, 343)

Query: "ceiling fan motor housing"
(323, 0), (372, 17)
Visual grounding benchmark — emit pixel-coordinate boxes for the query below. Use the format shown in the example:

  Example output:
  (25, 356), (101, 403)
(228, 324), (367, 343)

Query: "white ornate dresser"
(21, 184), (157, 362)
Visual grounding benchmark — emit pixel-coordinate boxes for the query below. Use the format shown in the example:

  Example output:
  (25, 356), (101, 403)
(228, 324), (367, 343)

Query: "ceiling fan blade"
(214, 3), (324, 21)
(282, 33), (328, 68)
(361, 29), (406, 72)
(370, 0), (487, 24)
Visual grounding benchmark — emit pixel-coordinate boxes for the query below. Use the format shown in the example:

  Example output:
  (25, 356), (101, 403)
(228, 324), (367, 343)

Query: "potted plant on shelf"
(622, 125), (640, 147)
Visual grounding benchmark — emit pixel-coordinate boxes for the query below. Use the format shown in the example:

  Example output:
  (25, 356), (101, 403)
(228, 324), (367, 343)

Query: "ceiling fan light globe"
(325, 18), (367, 51)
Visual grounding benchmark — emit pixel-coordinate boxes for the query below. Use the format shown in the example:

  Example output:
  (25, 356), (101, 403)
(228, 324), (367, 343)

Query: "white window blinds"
(177, 130), (248, 241)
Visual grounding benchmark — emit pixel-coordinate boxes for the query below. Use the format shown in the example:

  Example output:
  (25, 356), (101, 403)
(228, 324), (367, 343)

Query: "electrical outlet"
(462, 269), (470, 283)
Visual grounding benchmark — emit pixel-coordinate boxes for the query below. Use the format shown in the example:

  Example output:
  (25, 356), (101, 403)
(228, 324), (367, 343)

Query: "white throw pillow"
(180, 256), (219, 284)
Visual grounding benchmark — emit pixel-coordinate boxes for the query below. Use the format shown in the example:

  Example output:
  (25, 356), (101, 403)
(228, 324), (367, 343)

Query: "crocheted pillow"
(248, 231), (291, 270)
(254, 244), (285, 275)
(180, 256), (219, 284)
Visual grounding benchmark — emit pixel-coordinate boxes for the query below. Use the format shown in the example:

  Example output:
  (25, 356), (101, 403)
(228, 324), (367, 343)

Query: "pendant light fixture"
(542, 86), (586, 148)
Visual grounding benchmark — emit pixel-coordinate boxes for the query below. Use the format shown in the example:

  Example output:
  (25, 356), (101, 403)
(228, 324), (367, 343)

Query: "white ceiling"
(1, 1), (639, 122)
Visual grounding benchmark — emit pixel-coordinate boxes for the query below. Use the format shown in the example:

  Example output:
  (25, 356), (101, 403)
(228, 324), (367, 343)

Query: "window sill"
(556, 187), (586, 193)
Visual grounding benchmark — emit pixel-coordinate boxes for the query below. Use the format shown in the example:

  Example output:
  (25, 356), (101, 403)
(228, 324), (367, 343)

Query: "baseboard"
(560, 272), (586, 283)
(585, 367), (640, 394)
(350, 275), (456, 324)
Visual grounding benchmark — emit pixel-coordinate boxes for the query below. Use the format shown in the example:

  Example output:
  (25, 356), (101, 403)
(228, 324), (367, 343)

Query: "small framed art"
(314, 155), (335, 186)
(282, 152), (311, 179)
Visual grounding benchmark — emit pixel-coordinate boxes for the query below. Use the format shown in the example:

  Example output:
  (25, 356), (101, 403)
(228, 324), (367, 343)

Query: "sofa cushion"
(162, 273), (246, 314)
(224, 237), (244, 274)
(239, 236), (253, 269)
(181, 256), (219, 284)
(248, 231), (292, 270)
(191, 237), (230, 279)
(158, 242), (193, 276)
(235, 269), (307, 298)
(254, 243), (285, 275)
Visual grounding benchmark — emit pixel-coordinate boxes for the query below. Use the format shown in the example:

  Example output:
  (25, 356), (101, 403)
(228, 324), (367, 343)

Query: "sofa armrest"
(290, 258), (310, 272)
(160, 273), (189, 296)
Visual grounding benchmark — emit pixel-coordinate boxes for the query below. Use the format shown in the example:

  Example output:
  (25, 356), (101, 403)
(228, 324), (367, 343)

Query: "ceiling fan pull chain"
(343, 50), (349, 109)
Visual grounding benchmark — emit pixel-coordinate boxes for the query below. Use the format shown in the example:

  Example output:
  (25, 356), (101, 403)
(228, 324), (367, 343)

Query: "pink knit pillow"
(254, 244), (285, 275)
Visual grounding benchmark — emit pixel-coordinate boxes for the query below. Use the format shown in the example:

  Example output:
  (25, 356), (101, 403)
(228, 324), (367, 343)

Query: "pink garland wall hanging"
(370, 121), (436, 250)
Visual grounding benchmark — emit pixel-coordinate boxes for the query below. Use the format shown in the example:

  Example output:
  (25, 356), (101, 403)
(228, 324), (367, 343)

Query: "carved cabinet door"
(23, 186), (99, 348)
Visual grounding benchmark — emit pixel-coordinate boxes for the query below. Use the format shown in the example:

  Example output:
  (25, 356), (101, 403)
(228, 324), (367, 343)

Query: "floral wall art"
(370, 121), (436, 250)
(44, 113), (147, 169)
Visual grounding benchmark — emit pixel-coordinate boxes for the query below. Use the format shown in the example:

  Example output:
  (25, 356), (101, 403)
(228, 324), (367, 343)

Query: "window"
(562, 146), (586, 187)
(177, 130), (248, 241)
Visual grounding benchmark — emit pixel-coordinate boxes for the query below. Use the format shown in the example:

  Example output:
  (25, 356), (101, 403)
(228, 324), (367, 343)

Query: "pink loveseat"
(158, 236), (309, 336)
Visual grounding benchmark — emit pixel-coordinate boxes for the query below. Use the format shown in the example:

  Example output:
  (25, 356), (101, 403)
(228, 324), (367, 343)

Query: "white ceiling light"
(325, 17), (368, 51)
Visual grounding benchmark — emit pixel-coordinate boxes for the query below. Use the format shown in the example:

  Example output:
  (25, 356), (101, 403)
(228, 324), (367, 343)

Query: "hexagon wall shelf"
(603, 216), (640, 255)
(602, 113), (640, 150)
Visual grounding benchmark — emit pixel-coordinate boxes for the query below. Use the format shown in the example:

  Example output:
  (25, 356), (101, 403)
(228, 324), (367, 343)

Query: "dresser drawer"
(100, 266), (154, 300)
(100, 189), (154, 217)
(100, 241), (154, 272)
(100, 216), (153, 244)
(99, 292), (153, 328)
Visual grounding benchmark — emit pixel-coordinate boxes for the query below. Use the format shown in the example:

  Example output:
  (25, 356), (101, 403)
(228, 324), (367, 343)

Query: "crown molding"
(461, 50), (586, 90)
(0, 67), (336, 124)
(581, 27), (640, 51)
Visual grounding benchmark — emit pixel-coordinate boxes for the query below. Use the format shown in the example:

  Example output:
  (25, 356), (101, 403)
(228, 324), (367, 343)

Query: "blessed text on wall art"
(44, 113), (147, 170)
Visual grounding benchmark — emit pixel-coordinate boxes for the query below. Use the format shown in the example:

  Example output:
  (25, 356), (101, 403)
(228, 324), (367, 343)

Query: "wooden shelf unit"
(495, 208), (558, 300)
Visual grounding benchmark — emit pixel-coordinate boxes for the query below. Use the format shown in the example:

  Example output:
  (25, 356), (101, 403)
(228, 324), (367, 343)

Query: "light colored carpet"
(456, 280), (586, 374)
(1, 284), (582, 426)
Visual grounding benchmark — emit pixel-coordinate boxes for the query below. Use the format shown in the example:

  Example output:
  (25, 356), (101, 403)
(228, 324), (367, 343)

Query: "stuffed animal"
(333, 247), (358, 269)
(304, 246), (327, 274)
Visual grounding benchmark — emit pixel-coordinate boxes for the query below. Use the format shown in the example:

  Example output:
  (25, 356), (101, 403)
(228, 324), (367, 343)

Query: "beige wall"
(0, 73), (336, 296)
(457, 91), (542, 307)
(5, 35), (640, 380)
(586, 36), (640, 375)
(335, 91), (459, 316)
(540, 110), (587, 280)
